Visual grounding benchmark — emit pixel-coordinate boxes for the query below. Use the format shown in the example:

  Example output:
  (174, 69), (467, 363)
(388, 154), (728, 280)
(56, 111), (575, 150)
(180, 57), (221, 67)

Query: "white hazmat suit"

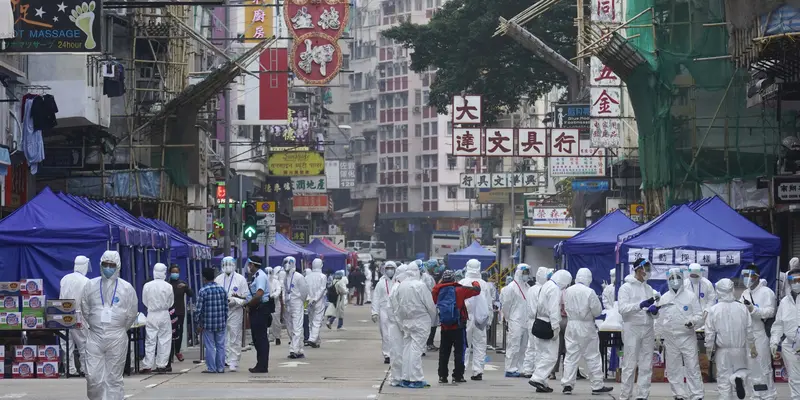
(706, 278), (756, 400)
(656, 267), (704, 400)
(521, 267), (551, 376)
(529, 269), (572, 391)
(617, 270), (657, 400)
(770, 274), (800, 399)
(739, 268), (777, 400)
(282, 256), (309, 357)
(602, 268), (616, 310)
(364, 263), (373, 304)
(372, 261), (397, 360)
(391, 265), (436, 385)
(81, 251), (138, 400)
(501, 264), (531, 376)
(266, 267), (283, 343)
(214, 257), (248, 371)
(386, 264), (409, 385)
(142, 263), (174, 371)
(561, 268), (608, 393)
(459, 259), (492, 377)
(687, 263), (717, 313)
(306, 258), (328, 345)
(60, 255), (91, 375)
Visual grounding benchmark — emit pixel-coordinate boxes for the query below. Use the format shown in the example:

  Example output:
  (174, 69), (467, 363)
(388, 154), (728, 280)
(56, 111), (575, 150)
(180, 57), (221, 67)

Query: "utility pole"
(222, 4), (232, 256)
(576, 0), (586, 76)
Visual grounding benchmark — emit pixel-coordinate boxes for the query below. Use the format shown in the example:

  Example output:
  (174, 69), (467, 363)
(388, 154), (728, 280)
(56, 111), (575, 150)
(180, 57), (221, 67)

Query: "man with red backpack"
(432, 270), (482, 384)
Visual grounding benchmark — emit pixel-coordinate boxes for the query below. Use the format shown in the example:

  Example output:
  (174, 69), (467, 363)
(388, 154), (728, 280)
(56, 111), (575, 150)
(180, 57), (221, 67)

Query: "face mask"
(689, 274), (701, 284)
(792, 283), (800, 293)
(385, 269), (395, 278)
(102, 267), (117, 279)
(223, 266), (233, 275)
(170, 273), (180, 280)
(642, 270), (651, 280)
(668, 278), (682, 290)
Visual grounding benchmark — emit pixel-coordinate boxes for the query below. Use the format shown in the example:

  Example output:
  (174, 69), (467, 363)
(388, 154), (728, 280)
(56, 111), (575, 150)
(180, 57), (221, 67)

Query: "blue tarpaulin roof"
(692, 196), (781, 257)
(447, 241), (496, 270)
(305, 239), (346, 273)
(276, 233), (317, 260)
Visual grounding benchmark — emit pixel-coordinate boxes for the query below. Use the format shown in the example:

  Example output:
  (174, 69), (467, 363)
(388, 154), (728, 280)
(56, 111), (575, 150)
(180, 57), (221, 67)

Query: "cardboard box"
(45, 299), (76, 315)
(21, 295), (45, 315)
(12, 362), (34, 378)
(37, 345), (59, 361)
(0, 282), (21, 296)
(21, 313), (44, 329)
(0, 295), (19, 311)
(19, 279), (43, 296)
(14, 345), (36, 361)
(45, 314), (77, 329)
(36, 361), (59, 378)
(0, 345), (5, 360)
(0, 311), (21, 330)
(774, 356), (788, 383)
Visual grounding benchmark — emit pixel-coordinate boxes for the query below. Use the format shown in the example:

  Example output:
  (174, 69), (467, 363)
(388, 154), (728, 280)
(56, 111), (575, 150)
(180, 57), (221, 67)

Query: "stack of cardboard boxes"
(10, 345), (59, 378)
(616, 348), (712, 383)
(0, 279), (45, 330)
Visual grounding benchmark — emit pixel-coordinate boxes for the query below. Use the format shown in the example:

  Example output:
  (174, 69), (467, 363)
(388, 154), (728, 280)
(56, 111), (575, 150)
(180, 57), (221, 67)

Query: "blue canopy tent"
(556, 210), (638, 297)
(0, 188), (114, 298)
(305, 239), (347, 273)
(692, 196), (781, 289)
(139, 217), (211, 298)
(616, 205), (755, 293)
(276, 233), (317, 263)
(447, 241), (496, 270)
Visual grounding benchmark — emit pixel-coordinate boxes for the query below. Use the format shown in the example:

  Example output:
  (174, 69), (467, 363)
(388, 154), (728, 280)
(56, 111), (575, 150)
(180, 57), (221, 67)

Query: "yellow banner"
(268, 152), (325, 176)
(245, 0), (274, 43)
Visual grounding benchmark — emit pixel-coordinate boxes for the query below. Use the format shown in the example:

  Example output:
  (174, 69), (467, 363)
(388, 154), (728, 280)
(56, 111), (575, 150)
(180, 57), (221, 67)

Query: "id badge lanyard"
(100, 280), (119, 308)
(224, 275), (234, 296)
(285, 272), (295, 295)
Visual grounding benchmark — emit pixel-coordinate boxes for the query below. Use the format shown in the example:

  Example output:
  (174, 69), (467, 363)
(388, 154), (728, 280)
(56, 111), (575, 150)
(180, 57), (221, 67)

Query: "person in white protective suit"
(528, 269), (571, 392)
(521, 267), (552, 378)
(364, 262), (373, 305)
(617, 258), (658, 400)
(391, 264), (437, 388)
(602, 268), (616, 310)
(771, 268), (800, 399)
(686, 263), (717, 313)
(305, 258), (327, 347)
(386, 264), (409, 386)
(372, 261), (397, 363)
(60, 255), (91, 377)
(141, 263), (175, 373)
(781, 257), (800, 300)
(416, 260), (438, 352)
(560, 268), (614, 394)
(501, 264), (531, 377)
(739, 265), (777, 400)
(266, 267), (283, 345)
(213, 256), (248, 371)
(459, 259), (492, 380)
(282, 256), (309, 359)
(706, 278), (758, 400)
(81, 250), (139, 400)
(655, 267), (704, 400)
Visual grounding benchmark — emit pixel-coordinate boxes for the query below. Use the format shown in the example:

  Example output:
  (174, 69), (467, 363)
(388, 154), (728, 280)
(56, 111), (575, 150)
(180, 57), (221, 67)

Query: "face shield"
(222, 256), (236, 275)
(667, 269), (683, 291)
(788, 273), (800, 294)
(633, 259), (652, 280)
(741, 269), (759, 289)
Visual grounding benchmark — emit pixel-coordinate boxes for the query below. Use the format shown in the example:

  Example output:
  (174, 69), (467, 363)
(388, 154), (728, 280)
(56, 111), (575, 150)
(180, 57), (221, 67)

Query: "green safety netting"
(623, 0), (796, 206)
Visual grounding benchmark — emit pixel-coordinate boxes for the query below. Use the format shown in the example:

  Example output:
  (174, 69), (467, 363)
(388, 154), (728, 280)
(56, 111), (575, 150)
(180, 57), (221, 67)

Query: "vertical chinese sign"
(245, 0), (275, 43)
(284, 0), (349, 86)
(589, 0), (623, 149)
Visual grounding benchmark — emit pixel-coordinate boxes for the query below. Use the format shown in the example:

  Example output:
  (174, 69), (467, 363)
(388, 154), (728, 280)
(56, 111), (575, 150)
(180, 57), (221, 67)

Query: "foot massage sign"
(4, 0), (102, 53)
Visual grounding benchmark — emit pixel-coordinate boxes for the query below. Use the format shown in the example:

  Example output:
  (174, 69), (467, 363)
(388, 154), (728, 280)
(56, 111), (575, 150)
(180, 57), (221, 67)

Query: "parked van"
(363, 241), (386, 261)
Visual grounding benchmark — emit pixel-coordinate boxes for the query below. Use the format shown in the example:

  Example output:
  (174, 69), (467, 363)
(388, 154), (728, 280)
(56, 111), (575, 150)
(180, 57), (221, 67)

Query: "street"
(0, 304), (793, 399)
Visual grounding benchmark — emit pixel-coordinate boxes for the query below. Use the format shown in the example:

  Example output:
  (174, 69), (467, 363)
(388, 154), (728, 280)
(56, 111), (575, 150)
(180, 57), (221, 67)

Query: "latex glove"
(747, 303), (755, 313)
(647, 305), (659, 316)
(750, 344), (758, 358)
(771, 344), (779, 359)
(639, 298), (655, 309)
(654, 335), (662, 346)
(371, 314), (378, 323)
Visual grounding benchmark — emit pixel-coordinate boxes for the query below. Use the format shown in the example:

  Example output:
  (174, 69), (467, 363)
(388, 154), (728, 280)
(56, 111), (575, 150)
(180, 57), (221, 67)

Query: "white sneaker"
(229, 365), (237, 372)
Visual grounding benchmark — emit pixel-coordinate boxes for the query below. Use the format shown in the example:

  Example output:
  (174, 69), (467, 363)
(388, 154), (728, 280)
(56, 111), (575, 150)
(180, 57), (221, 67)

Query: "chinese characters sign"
(283, 0), (349, 40)
(283, 0), (348, 86)
(590, 118), (621, 149)
(268, 151), (325, 176)
(626, 248), (741, 269)
(5, 0), (103, 53)
(290, 176), (327, 194)
(553, 104), (590, 130)
(292, 195), (329, 212)
(290, 32), (343, 86)
(591, 0), (623, 24)
(245, 0), (275, 43)
(590, 87), (622, 117)
(590, 57), (621, 86)
(773, 176), (800, 204)
(523, 205), (573, 228)
(589, 56), (623, 149)
(452, 95), (482, 124)
(550, 139), (606, 177)
(459, 172), (543, 189)
(451, 128), (581, 157)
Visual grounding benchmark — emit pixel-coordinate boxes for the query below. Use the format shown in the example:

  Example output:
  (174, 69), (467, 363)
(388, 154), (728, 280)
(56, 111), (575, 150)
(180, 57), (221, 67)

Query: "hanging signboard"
(550, 140), (606, 177)
(244, 0), (275, 42)
(523, 205), (573, 228)
(4, 0), (104, 54)
(460, 172), (543, 189)
(292, 194), (329, 212)
(268, 151), (325, 176)
(290, 176), (327, 194)
(289, 32), (343, 86)
(283, 0), (349, 39)
(553, 104), (590, 130)
(451, 128), (582, 157)
(452, 95), (482, 124)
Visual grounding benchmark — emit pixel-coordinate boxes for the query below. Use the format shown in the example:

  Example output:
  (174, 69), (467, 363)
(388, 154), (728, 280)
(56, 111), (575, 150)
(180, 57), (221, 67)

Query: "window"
(423, 123), (430, 136)
(422, 90), (430, 105)
(414, 0), (422, 10)
(465, 188), (477, 199)
(431, 122), (438, 136)
(403, 156), (408, 169)
(415, 155), (422, 169)
(237, 105), (245, 120)
(380, 158), (386, 170)
(415, 89), (422, 106)
(415, 124), (422, 137)
(423, 186), (430, 200)
(431, 187), (438, 199)
(426, 0), (433, 7)
(447, 186), (458, 199)
(387, 189), (395, 201)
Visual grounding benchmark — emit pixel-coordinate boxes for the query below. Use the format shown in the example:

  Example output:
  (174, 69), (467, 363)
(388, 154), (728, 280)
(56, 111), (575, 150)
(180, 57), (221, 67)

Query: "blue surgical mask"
(102, 267), (117, 279)
(170, 273), (179, 280)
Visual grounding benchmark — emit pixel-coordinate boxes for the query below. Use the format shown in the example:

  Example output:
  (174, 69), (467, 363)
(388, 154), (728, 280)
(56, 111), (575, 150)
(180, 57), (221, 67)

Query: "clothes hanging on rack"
(0, 0), (13, 40)
(103, 62), (126, 98)
(31, 94), (59, 132)
(20, 94), (47, 175)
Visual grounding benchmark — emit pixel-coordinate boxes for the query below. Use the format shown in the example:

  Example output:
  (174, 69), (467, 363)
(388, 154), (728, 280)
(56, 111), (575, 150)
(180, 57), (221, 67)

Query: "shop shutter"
(792, 215), (800, 257)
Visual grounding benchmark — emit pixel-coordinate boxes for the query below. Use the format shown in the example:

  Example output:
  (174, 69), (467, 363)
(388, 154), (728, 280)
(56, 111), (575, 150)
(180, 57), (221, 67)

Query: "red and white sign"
(484, 128), (514, 157)
(590, 87), (622, 117)
(591, 57), (621, 86)
(550, 140), (606, 177)
(549, 129), (579, 156)
(283, 0), (349, 39)
(452, 128), (482, 156)
(290, 33), (343, 86)
(452, 95), (482, 124)
(590, 118), (621, 148)
(242, 48), (289, 125)
(292, 195), (329, 212)
(517, 128), (547, 157)
(591, 0), (622, 24)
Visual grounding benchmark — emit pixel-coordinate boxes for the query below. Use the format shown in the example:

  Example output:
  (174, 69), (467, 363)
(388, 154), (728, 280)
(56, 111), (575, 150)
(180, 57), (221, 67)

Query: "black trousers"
(167, 313), (183, 367)
(355, 287), (365, 305)
(438, 328), (466, 379)
(427, 326), (437, 346)
(249, 304), (272, 371)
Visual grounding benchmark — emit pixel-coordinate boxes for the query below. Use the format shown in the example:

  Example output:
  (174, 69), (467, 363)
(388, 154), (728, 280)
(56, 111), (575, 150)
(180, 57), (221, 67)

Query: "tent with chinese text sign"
(691, 196), (780, 289)
(447, 241), (496, 271)
(555, 210), (638, 298)
(304, 239), (347, 273)
(616, 204), (755, 293)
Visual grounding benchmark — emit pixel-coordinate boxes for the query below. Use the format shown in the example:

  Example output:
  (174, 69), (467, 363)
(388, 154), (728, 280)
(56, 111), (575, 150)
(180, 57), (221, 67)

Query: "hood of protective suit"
(153, 263), (167, 280)
(405, 265), (420, 281)
(624, 274), (639, 284)
(100, 251), (122, 281)
(575, 268), (592, 286)
(312, 258), (323, 272)
(265, 267), (273, 276)
(513, 264), (531, 283)
(715, 278), (736, 302)
(791, 257), (800, 269)
(284, 256), (297, 272)
(74, 256), (90, 276)
(222, 256), (235, 275)
(535, 267), (549, 285)
(465, 259), (481, 279)
(551, 269), (572, 288)
(382, 261), (397, 274)
(395, 264), (408, 282)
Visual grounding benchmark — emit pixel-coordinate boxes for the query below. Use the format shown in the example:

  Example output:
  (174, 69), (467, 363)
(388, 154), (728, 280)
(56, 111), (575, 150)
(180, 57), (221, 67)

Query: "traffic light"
(243, 203), (257, 240)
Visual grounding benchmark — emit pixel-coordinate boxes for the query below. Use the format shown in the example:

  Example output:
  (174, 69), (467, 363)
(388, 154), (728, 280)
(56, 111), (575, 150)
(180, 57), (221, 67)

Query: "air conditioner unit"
(413, 106), (421, 114)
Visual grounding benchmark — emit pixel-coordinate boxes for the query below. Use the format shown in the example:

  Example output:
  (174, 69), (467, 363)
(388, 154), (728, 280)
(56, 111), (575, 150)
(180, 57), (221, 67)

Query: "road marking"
(124, 395), (133, 399)
(146, 383), (158, 388)
(372, 384), (380, 388)
(0, 395), (27, 399)
(278, 361), (310, 368)
(358, 320), (369, 323)
(180, 368), (190, 373)
(483, 364), (499, 371)
(325, 339), (346, 343)
(367, 395), (377, 399)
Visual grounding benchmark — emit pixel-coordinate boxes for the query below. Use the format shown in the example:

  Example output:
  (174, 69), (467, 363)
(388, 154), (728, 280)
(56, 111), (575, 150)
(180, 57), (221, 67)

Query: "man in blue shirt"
(246, 256), (273, 373)
(195, 267), (228, 373)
